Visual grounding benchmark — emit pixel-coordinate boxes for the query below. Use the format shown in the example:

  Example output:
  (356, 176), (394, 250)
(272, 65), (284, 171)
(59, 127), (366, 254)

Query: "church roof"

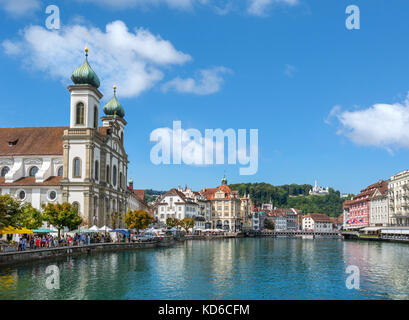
(132, 189), (145, 202)
(0, 127), (67, 156)
(103, 86), (125, 118)
(71, 49), (100, 88)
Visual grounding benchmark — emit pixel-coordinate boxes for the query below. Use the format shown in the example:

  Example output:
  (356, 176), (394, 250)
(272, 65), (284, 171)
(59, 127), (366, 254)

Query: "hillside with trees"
(229, 182), (352, 217)
(144, 189), (166, 203)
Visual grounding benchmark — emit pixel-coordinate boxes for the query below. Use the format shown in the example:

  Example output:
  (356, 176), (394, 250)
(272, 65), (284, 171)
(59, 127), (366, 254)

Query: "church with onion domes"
(0, 48), (146, 228)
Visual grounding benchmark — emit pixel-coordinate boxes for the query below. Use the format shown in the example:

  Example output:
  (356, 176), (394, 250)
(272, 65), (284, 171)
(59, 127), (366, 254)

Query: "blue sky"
(1, 0), (409, 194)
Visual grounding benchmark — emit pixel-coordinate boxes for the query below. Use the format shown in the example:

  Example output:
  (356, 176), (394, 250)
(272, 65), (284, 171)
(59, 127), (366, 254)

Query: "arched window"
(73, 158), (81, 178)
(94, 160), (99, 181)
(106, 165), (110, 183)
(119, 172), (123, 189)
(57, 166), (63, 177)
(121, 132), (124, 145)
(29, 166), (39, 177)
(94, 106), (98, 129)
(17, 190), (26, 201)
(112, 165), (117, 186)
(1, 166), (9, 177)
(76, 102), (85, 125)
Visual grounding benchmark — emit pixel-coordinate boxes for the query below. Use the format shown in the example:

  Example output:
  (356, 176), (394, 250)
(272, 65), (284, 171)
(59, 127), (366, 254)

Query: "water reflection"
(1, 239), (409, 300)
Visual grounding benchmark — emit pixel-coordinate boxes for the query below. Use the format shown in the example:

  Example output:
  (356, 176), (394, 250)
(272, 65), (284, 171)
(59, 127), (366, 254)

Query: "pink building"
(346, 180), (385, 229)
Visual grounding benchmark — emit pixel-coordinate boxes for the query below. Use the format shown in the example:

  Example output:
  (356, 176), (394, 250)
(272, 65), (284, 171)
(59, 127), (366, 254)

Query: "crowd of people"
(17, 233), (115, 251)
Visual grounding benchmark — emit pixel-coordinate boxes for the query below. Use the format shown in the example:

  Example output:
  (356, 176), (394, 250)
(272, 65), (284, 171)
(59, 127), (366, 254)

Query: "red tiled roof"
(200, 185), (239, 200)
(351, 180), (388, 204)
(371, 180), (389, 198)
(343, 200), (354, 209)
(304, 213), (331, 223)
(0, 176), (62, 186)
(0, 127), (67, 156)
(266, 208), (299, 217)
(132, 189), (145, 201)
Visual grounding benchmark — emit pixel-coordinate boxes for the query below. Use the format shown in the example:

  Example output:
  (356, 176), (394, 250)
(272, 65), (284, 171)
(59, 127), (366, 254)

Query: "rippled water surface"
(1, 238), (409, 300)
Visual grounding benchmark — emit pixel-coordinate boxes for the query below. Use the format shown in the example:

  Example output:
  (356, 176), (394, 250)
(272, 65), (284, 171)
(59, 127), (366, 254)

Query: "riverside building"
(0, 48), (141, 228)
(201, 176), (243, 231)
(388, 171), (409, 226)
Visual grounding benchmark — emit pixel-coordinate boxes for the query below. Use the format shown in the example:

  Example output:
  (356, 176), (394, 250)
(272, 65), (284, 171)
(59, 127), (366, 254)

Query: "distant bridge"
(246, 230), (343, 238)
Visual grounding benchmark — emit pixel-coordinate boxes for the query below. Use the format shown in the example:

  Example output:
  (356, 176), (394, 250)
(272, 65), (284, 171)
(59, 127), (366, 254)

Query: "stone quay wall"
(0, 239), (174, 266)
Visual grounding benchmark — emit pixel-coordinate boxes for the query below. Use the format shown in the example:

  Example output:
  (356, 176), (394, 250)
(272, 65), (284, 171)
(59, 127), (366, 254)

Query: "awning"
(0, 226), (33, 234)
(361, 227), (381, 232)
(33, 228), (58, 233)
(111, 229), (129, 235)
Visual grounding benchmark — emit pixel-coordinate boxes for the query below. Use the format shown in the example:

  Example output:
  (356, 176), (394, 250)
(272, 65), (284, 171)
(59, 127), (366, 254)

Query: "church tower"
(68, 47), (103, 129)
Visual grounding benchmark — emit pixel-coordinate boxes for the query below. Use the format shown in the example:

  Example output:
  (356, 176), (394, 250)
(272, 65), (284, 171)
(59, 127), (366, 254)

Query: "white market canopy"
(99, 226), (112, 232)
(89, 225), (99, 231)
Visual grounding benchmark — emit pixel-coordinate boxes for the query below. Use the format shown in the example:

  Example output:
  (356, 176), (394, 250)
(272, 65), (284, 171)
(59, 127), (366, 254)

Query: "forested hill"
(144, 189), (166, 203)
(229, 182), (352, 217)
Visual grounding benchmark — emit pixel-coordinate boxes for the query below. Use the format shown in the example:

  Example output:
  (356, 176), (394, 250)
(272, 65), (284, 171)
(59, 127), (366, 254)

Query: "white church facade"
(0, 48), (142, 228)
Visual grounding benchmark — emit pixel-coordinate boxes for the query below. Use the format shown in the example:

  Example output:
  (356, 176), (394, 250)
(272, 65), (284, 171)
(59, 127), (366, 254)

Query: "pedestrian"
(22, 236), (27, 251)
(18, 238), (23, 251)
(35, 237), (41, 249)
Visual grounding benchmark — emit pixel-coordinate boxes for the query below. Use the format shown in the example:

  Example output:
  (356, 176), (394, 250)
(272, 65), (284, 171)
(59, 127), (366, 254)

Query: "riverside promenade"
(0, 238), (175, 266)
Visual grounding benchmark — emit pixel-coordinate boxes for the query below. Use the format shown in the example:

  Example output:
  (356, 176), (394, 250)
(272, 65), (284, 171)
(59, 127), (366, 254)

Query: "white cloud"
(77, 0), (298, 16)
(162, 66), (231, 95)
(328, 93), (409, 151)
(284, 64), (297, 77)
(248, 0), (299, 16)
(76, 0), (196, 10)
(0, 0), (40, 17)
(2, 20), (192, 98)
(2, 39), (22, 55)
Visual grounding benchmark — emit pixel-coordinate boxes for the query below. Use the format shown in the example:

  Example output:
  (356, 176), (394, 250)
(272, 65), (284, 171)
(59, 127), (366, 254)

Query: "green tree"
(180, 218), (195, 233)
(17, 203), (43, 229)
(109, 211), (121, 229)
(166, 217), (180, 229)
(0, 194), (22, 228)
(124, 209), (154, 234)
(264, 218), (275, 230)
(42, 202), (82, 238)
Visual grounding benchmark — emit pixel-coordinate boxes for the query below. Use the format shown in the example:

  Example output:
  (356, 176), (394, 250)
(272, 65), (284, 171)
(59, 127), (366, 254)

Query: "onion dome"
(221, 175), (228, 185)
(103, 85), (125, 118)
(71, 47), (100, 88)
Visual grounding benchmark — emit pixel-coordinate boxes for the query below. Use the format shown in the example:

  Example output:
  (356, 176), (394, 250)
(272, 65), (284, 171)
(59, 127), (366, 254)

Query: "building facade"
(155, 188), (203, 229)
(309, 180), (329, 196)
(0, 49), (139, 228)
(201, 177), (243, 231)
(240, 193), (253, 230)
(302, 213), (333, 232)
(388, 170), (409, 226)
(345, 180), (385, 230)
(369, 180), (389, 227)
(267, 208), (300, 231)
